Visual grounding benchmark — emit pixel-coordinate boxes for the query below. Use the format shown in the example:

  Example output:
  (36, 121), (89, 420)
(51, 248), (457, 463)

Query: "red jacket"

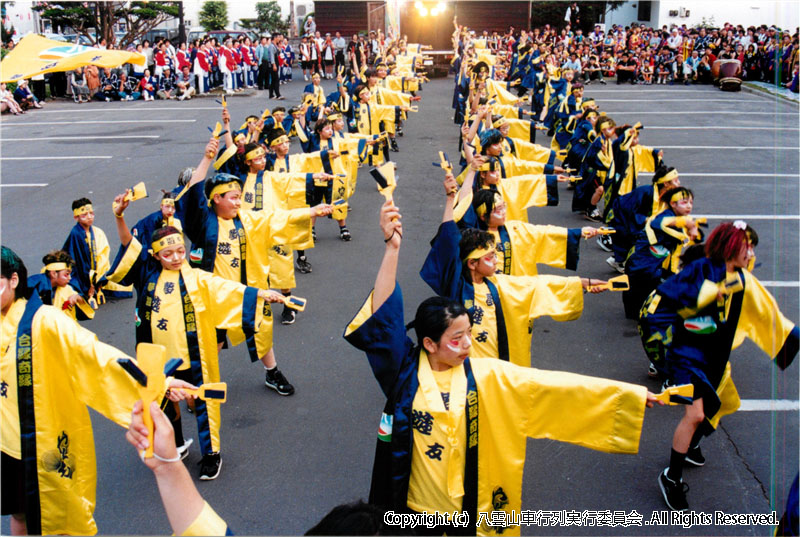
(155, 49), (167, 67)
(221, 46), (236, 70)
(196, 49), (210, 72)
(176, 50), (191, 70)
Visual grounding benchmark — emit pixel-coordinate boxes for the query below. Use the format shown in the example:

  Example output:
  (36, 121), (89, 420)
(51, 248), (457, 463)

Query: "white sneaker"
(606, 256), (625, 274)
(178, 94), (185, 101)
(304, 74), (309, 81)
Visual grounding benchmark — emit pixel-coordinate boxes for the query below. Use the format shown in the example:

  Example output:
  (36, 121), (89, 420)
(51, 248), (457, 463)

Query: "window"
(638, 1), (652, 21)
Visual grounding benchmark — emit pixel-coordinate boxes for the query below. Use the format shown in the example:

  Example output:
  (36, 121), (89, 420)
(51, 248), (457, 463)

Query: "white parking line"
(598, 98), (769, 103)
(657, 145), (796, 150)
(0, 155), (112, 160)
(640, 173), (799, 177)
(643, 126), (799, 131)
(609, 111), (797, 115)
(0, 119), (197, 126)
(30, 106), (218, 114)
(3, 135), (159, 141)
(761, 282), (800, 288)
(694, 214), (800, 220)
(0, 183), (48, 187)
(738, 400), (799, 411)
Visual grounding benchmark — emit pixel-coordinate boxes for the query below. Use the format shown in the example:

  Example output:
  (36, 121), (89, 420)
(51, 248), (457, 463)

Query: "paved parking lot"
(1, 77), (797, 535)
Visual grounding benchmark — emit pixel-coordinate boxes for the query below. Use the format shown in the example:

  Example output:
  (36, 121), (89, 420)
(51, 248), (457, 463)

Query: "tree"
(199, 1), (228, 31)
(239, 1), (288, 36)
(32, 2), (178, 48)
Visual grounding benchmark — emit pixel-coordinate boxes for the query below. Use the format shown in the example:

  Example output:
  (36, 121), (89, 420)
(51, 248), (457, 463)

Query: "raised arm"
(187, 137), (220, 190)
(112, 194), (132, 246)
(373, 199), (403, 313)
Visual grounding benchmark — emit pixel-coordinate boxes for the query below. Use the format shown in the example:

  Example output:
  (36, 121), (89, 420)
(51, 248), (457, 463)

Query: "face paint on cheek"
(446, 342), (461, 352)
(482, 258), (495, 268)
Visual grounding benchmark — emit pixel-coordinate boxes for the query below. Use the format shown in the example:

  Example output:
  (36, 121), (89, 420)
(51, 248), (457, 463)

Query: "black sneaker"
(390, 139), (399, 152)
(648, 363), (659, 378)
(312, 226), (317, 242)
(597, 234), (613, 252)
(281, 307), (296, 325)
(339, 227), (352, 241)
(685, 446), (705, 467)
(295, 255), (312, 273)
(198, 452), (222, 480)
(584, 208), (602, 222)
(265, 368), (295, 395)
(658, 468), (689, 511)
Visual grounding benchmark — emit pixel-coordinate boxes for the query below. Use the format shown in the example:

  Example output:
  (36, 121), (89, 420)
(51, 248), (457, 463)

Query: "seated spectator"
(685, 50), (701, 82)
(85, 64), (100, 98)
(157, 66), (177, 99)
(655, 51), (672, 84)
(562, 52), (582, 77)
(640, 51), (654, 84)
(69, 67), (90, 103)
(671, 53), (690, 84)
(696, 51), (713, 83)
(582, 54), (606, 84)
(175, 65), (196, 100)
(616, 52), (637, 84)
(13, 80), (43, 109)
(0, 82), (24, 114)
(119, 72), (141, 101)
(138, 68), (157, 101)
(600, 50), (616, 77)
(96, 68), (120, 101)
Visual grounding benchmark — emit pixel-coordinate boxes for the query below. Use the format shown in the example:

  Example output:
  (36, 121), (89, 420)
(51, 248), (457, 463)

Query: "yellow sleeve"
(268, 171), (309, 209)
(521, 367), (647, 454)
(511, 222), (570, 271)
(498, 274), (584, 322)
(93, 226), (112, 274)
(505, 119), (532, 144)
(290, 152), (324, 174)
(41, 308), (140, 428)
(374, 103), (398, 123)
(509, 139), (553, 163)
(505, 155), (546, 176)
(180, 502), (229, 536)
(657, 217), (690, 242)
(197, 271), (265, 332)
(732, 271), (797, 358)
(500, 175), (548, 221)
(244, 207), (312, 249)
(632, 144), (658, 173)
(377, 87), (411, 107)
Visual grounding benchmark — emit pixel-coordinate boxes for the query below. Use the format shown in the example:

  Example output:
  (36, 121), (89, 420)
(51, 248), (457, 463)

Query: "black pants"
(268, 65), (281, 98)
(258, 62), (270, 89)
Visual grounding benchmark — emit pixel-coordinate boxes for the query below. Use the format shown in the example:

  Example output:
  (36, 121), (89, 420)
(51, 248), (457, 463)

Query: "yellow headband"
(234, 133), (246, 143)
(465, 245), (495, 260)
(245, 147), (266, 161)
(269, 134), (289, 147)
(73, 204), (93, 217)
(670, 190), (691, 203)
(358, 87), (370, 98)
(327, 113), (342, 121)
(474, 193), (504, 218)
(152, 232), (185, 254)
(492, 117), (508, 129)
(208, 182), (241, 203)
(42, 262), (69, 273)
(161, 198), (175, 207)
(656, 170), (680, 185)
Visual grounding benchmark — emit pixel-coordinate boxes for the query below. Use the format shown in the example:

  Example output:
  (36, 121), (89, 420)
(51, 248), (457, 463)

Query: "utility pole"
(178, 0), (185, 42)
(289, 0), (295, 38)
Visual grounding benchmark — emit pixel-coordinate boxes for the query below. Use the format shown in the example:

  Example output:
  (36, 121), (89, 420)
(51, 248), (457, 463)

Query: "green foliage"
(32, 2), (179, 47)
(199, 1), (229, 31)
(240, 1), (288, 36)
(699, 16), (716, 29)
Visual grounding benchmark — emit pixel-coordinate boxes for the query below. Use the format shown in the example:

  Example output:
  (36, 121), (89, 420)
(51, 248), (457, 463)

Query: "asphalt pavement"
(0, 75), (797, 536)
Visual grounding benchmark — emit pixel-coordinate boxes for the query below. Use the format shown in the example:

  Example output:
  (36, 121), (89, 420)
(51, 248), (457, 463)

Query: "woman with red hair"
(654, 221), (798, 513)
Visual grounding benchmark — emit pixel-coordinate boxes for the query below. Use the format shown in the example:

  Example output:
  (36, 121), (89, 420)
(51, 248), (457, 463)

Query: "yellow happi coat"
(1, 297), (140, 535)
